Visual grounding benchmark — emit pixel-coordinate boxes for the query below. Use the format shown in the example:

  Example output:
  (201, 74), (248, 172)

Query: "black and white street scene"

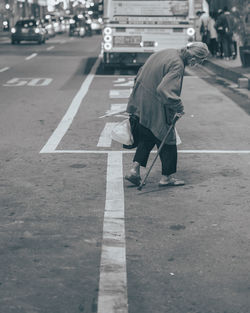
(0, 0), (250, 312)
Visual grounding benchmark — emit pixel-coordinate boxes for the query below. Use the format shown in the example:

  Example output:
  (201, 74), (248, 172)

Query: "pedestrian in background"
(215, 9), (224, 58)
(215, 6), (235, 60)
(207, 13), (218, 57)
(200, 13), (210, 46)
(125, 42), (209, 187)
(194, 11), (205, 42)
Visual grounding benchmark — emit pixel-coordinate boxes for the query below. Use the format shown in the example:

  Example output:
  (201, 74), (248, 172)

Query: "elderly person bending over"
(125, 42), (209, 187)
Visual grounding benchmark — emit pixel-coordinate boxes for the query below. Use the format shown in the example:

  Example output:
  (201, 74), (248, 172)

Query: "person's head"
(196, 10), (205, 17)
(182, 42), (209, 67)
(218, 9), (223, 16)
(223, 6), (229, 13)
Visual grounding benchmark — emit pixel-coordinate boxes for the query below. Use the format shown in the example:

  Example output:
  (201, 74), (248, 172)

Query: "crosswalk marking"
(99, 103), (127, 118)
(97, 122), (118, 147)
(109, 89), (132, 99)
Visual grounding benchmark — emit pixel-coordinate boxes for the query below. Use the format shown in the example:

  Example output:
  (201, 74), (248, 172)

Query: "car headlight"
(104, 42), (112, 50)
(103, 27), (112, 35)
(187, 28), (195, 36)
(11, 27), (16, 34)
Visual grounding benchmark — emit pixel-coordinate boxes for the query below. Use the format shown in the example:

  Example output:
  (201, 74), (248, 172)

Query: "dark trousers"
(133, 124), (177, 176)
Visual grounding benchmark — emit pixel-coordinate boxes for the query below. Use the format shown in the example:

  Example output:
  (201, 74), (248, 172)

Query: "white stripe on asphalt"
(97, 122), (118, 147)
(25, 53), (38, 60)
(0, 67), (10, 72)
(41, 149), (250, 154)
(40, 57), (101, 153)
(98, 151), (128, 313)
(46, 46), (55, 51)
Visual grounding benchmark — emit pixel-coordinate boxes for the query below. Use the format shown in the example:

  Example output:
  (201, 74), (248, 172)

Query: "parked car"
(11, 19), (46, 44)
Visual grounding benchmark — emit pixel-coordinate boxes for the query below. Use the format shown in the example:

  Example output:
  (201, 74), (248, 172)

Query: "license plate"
(21, 28), (28, 33)
(143, 41), (155, 47)
(113, 36), (142, 47)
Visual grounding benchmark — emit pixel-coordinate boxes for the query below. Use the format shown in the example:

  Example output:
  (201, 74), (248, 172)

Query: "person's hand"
(173, 112), (185, 123)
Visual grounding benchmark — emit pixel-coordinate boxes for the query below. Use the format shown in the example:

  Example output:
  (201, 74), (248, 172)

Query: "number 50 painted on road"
(3, 77), (52, 87)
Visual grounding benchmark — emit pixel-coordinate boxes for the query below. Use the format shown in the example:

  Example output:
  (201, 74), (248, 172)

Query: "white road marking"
(25, 53), (38, 61)
(98, 151), (128, 313)
(0, 67), (10, 73)
(109, 89), (132, 99)
(113, 78), (134, 87)
(97, 122), (118, 147)
(46, 46), (55, 51)
(99, 103), (127, 118)
(42, 149), (250, 154)
(40, 57), (101, 153)
(3, 77), (52, 87)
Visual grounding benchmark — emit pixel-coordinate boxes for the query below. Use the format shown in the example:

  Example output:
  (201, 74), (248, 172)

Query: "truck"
(101, 0), (203, 67)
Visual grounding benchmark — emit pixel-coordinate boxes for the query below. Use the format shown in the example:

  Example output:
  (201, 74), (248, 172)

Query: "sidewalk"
(205, 55), (250, 90)
(0, 30), (10, 43)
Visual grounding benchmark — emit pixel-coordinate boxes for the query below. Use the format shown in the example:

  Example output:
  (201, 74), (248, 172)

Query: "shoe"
(158, 176), (185, 187)
(125, 174), (141, 186)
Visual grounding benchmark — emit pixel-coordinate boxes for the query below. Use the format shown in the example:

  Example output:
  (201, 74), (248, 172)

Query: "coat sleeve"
(156, 63), (184, 113)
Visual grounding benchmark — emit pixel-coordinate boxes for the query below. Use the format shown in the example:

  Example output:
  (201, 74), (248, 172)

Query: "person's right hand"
(173, 112), (185, 123)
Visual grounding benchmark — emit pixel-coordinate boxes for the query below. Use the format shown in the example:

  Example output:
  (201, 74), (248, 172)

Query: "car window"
(16, 20), (38, 28)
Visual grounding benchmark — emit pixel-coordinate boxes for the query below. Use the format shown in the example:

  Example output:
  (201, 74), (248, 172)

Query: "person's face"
(189, 56), (206, 67)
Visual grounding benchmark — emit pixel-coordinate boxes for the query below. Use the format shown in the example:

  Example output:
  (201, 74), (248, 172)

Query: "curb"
(204, 59), (250, 90)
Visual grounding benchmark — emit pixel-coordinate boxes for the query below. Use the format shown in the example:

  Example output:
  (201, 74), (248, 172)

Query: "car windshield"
(16, 20), (38, 28)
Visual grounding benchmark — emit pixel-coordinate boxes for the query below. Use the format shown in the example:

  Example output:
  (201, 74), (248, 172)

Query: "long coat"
(126, 48), (185, 145)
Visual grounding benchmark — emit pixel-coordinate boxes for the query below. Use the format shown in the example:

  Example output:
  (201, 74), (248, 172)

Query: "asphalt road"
(0, 34), (250, 313)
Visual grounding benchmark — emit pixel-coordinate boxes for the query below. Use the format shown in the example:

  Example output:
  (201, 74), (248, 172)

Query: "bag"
(111, 118), (134, 145)
(123, 114), (140, 149)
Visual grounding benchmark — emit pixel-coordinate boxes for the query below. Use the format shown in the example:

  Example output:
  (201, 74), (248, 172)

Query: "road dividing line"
(25, 53), (38, 61)
(46, 46), (55, 51)
(97, 122), (118, 147)
(0, 67), (10, 73)
(98, 151), (128, 313)
(40, 57), (101, 153)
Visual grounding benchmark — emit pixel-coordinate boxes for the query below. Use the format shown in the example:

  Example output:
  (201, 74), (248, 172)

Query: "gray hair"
(186, 42), (209, 59)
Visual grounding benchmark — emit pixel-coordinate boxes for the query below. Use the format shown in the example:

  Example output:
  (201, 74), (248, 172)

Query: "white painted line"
(109, 89), (132, 99)
(97, 122), (118, 147)
(46, 46), (55, 51)
(179, 150), (250, 154)
(0, 67), (10, 73)
(95, 75), (135, 78)
(113, 78), (134, 87)
(40, 57), (101, 153)
(99, 103), (127, 118)
(43, 149), (250, 154)
(25, 53), (38, 61)
(98, 151), (128, 313)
